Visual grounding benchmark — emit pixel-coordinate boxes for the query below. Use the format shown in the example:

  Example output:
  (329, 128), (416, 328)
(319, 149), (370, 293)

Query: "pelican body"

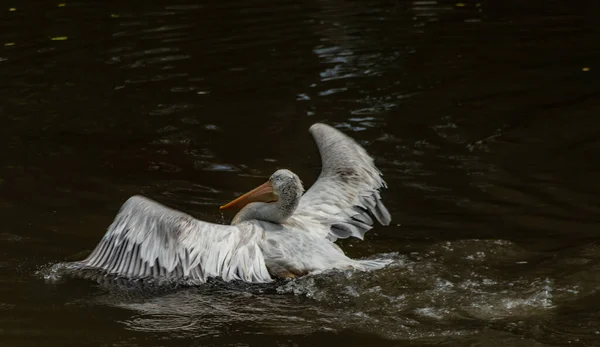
(69, 123), (391, 283)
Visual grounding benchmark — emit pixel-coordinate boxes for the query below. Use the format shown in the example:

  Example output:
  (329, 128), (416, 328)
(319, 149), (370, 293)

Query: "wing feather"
(292, 123), (391, 241)
(67, 195), (272, 284)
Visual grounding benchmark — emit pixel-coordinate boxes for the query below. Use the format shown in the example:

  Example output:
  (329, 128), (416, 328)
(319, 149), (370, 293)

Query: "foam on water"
(35, 239), (582, 342)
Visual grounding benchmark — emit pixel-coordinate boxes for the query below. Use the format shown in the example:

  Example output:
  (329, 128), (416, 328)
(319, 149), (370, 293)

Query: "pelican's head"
(268, 169), (304, 210)
(220, 169), (304, 223)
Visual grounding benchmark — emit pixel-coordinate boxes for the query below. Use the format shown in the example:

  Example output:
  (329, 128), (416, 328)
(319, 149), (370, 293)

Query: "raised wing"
(292, 123), (391, 241)
(67, 196), (272, 284)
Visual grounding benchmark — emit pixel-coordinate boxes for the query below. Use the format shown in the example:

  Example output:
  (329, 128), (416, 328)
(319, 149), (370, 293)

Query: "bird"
(66, 123), (392, 284)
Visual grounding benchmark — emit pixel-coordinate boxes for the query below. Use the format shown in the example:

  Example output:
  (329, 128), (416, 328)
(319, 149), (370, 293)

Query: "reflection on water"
(2, 0), (600, 346)
(39, 238), (600, 345)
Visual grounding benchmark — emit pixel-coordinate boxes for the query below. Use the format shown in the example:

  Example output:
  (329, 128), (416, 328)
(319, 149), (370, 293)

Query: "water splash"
(35, 240), (578, 342)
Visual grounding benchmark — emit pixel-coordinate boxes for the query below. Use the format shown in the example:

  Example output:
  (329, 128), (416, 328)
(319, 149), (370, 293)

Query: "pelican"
(67, 123), (392, 283)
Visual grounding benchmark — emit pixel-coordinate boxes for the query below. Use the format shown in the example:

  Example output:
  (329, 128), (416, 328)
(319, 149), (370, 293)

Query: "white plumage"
(68, 123), (392, 284)
(75, 196), (272, 283)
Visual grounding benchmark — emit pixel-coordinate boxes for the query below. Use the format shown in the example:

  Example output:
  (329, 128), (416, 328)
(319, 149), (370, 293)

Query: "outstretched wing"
(292, 123), (391, 241)
(68, 195), (272, 284)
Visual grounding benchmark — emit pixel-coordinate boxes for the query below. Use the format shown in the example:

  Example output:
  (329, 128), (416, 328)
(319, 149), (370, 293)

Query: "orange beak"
(219, 181), (278, 211)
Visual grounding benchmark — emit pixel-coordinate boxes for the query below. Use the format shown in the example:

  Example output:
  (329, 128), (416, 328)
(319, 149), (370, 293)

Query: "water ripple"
(38, 238), (594, 343)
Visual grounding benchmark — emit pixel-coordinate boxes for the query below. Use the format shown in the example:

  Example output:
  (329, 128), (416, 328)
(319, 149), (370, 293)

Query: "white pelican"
(68, 123), (391, 283)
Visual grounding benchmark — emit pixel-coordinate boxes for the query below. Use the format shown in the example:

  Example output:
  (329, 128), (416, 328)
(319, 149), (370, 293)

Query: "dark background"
(1, 0), (600, 346)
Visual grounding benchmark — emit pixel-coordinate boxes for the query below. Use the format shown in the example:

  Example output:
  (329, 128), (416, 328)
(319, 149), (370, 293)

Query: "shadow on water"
(1, 0), (600, 346)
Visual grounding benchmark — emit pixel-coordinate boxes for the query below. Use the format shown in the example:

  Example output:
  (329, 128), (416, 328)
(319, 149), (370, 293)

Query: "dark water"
(1, 0), (600, 345)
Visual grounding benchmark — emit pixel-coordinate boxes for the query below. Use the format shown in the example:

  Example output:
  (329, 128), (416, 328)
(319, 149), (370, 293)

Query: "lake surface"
(1, 0), (600, 346)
